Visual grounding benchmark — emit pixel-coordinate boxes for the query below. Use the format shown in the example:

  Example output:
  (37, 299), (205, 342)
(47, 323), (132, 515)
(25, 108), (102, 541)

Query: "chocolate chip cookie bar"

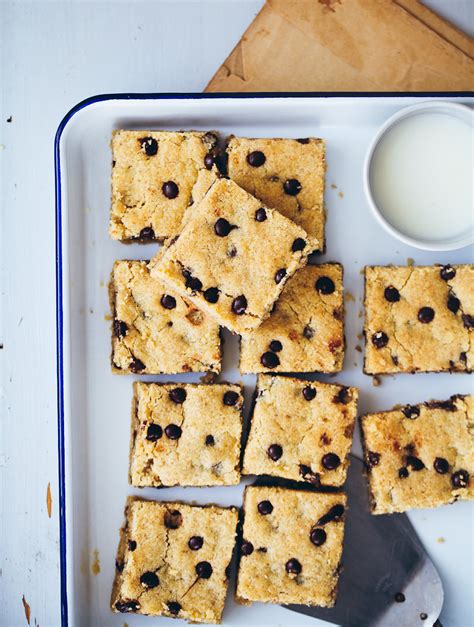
(110, 260), (221, 374)
(360, 395), (473, 514)
(364, 264), (473, 374)
(227, 136), (326, 251)
(242, 375), (358, 487)
(236, 486), (346, 607)
(111, 497), (238, 623)
(110, 130), (219, 242)
(130, 382), (243, 487)
(150, 178), (312, 334)
(240, 263), (344, 373)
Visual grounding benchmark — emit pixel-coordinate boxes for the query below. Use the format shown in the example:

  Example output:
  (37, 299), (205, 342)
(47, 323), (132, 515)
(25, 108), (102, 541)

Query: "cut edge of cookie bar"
(226, 135), (326, 252)
(109, 130), (219, 243)
(363, 264), (473, 375)
(128, 381), (244, 487)
(359, 394), (474, 514)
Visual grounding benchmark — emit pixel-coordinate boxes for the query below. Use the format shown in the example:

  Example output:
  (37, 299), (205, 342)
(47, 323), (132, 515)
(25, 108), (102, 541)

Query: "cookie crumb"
(331, 183), (337, 189)
(372, 375), (381, 387)
(46, 482), (52, 518)
(407, 257), (415, 266)
(22, 596), (31, 625)
(338, 191), (344, 198)
(91, 549), (101, 575)
(200, 371), (218, 384)
(355, 345), (362, 353)
(437, 537), (445, 544)
(345, 291), (355, 303)
(104, 314), (112, 321)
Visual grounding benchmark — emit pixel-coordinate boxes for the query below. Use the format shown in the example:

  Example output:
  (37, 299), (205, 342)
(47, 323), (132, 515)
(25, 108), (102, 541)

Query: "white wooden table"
(1, 1), (472, 625)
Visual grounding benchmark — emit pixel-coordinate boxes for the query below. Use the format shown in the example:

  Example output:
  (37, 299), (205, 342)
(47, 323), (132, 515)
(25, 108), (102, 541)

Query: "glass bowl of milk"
(364, 101), (473, 251)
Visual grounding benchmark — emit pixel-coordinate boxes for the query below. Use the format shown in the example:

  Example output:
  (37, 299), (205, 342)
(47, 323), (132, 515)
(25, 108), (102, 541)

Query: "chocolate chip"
(402, 405), (420, 419)
(418, 307), (435, 323)
(146, 424), (163, 441)
(310, 528), (327, 547)
(247, 150), (266, 167)
(130, 357), (145, 373)
(255, 208), (267, 222)
(261, 351), (280, 369)
(167, 601), (181, 615)
(267, 444), (283, 461)
(257, 547), (267, 553)
(267, 340), (282, 354)
(140, 571), (159, 588)
(161, 294), (177, 309)
(284, 179), (302, 196)
(164, 510), (183, 529)
(225, 564), (231, 578)
(204, 287), (219, 303)
(115, 559), (124, 572)
(139, 226), (155, 241)
(399, 467), (409, 478)
(299, 464), (321, 486)
(128, 539), (137, 551)
(232, 295), (247, 315)
(140, 137), (158, 156)
(420, 613), (428, 620)
(384, 286), (400, 302)
(406, 455), (425, 471)
(434, 457), (449, 474)
(196, 561), (213, 579)
(285, 558), (302, 574)
(228, 245), (237, 258)
(462, 314), (474, 329)
(188, 536), (204, 550)
(275, 268), (287, 284)
(162, 181), (179, 199)
(322, 453), (341, 470)
(165, 424), (182, 440)
(241, 541), (254, 556)
(440, 265), (456, 281)
(316, 276), (335, 295)
(223, 390), (239, 406)
(303, 325), (314, 339)
(169, 387), (187, 404)
(292, 237), (306, 252)
(452, 469), (469, 488)
(115, 600), (140, 613)
(297, 138), (310, 144)
(205, 434), (215, 446)
(114, 319), (128, 338)
(182, 269), (202, 292)
(395, 592), (405, 603)
(257, 500), (273, 515)
(372, 331), (388, 348)
(214, 217), (237, 237)
(446, 294), (460, 314)
(367, 451), (380, 468)
(204, 153), (214, 170)
(334, 387), (352, 404)
(302, 385), (316, 401)
(426, 399), (457, 411)
(202, 132), (218, 147)
(317, 504), (345, 525)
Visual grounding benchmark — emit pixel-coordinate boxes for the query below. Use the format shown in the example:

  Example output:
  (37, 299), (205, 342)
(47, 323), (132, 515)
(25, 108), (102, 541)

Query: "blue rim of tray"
(54, 91), (472, 624)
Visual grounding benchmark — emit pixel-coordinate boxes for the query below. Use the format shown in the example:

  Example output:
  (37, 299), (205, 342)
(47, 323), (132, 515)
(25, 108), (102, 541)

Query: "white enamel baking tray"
(55, 94), (474, 627)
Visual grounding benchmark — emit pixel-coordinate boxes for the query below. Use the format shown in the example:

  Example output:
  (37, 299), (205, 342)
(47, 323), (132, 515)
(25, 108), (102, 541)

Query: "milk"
(370, 112), (473, 242)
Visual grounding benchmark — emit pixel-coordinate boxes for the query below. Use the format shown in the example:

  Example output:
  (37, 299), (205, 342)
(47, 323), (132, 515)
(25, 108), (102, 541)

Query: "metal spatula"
(284, 456), (444, 627)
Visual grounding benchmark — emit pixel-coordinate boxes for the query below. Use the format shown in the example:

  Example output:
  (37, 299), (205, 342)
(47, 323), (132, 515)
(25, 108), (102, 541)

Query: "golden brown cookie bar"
(110, 260), (221, 374)
(360, 395), (473, 514)
(236, 486), (346, 607)
(111, 497), (238, 623)
(227, 136), (326, 251)
(129, 382), (243, 487)
(150, 178), (312, 334)
(242, 375), (358, 487)
(110, 130), (218, 242)
(240, 263), (344, 373)
(364, 264), (473, 374)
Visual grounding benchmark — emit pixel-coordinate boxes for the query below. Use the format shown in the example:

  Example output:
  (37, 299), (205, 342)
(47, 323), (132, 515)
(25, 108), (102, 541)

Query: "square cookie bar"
(360, 394), (473, 514)
(227, 136), (326, 251)
(150, 178), (311, 334)
(130, 382), (243, 487)
(364, 264), (473, 374)
(110, 130), (218, 242)
(242, 375), (358, 487)
(240, 263), (344, 373)
(110, 260), (221, 374)
(236, 486), (346, 607)
(111, 497), (238, 623)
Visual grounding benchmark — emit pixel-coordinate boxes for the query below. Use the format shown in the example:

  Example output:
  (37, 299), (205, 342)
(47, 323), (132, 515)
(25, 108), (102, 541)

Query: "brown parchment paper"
(206, 0), (473, 92)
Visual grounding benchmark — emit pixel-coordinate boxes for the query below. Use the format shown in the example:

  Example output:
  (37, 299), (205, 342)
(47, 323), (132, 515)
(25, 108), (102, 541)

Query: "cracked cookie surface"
(149, 178), (312, 334)
(111, 497), (238, 623)
(236, 486), (346, 607)
(360, 395), (474, 514)
(242, 375), (358, 487)
(110, 260), (221, 374)
(130, 382), (243, 487)
(227, 136), (326, 251)
(110, 130), (218, 242)
(240, 263), (344, 373)
(364, 264), (473, 374)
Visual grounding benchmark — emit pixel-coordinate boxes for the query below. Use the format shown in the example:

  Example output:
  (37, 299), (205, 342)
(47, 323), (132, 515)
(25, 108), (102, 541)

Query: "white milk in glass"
(370, 112), (473, 242)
